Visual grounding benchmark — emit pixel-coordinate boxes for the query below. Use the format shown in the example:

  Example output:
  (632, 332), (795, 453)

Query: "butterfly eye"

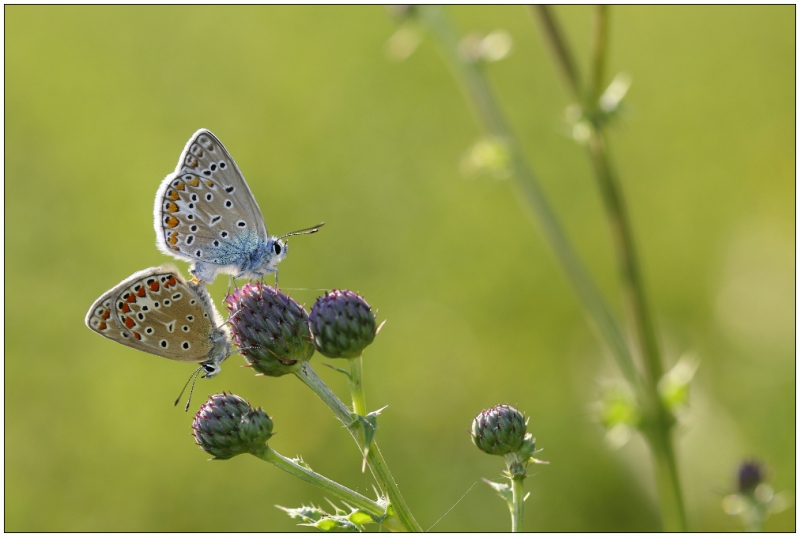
(273, 243), (282, 255)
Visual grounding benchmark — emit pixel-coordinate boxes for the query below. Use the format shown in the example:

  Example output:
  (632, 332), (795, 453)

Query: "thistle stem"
(511, 476), (525, 532)
(533, 5), (687, 531)
(295, 363), (422, 532)
(348, 355), (367, 416)
(254, 445), (399, 526)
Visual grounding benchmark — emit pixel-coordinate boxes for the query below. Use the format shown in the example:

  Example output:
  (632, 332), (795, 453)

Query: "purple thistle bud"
(192, 393), (274, 460)
(471, 404), (527, 456)
(737, 459), (765, 494)
(309, 290), (377, 359)
(225, 283), (314, 377)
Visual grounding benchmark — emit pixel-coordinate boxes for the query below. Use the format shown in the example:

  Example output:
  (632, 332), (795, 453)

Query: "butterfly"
(85, 264), (231, 407)
(153, 129), (323, 285)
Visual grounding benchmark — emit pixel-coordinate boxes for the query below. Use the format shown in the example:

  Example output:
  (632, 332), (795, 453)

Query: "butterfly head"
(201, 362), (222, 378)
(271, 238), (289, 265)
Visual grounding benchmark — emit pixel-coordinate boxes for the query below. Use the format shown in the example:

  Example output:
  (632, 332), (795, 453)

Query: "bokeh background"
(6, 5), (794, 532)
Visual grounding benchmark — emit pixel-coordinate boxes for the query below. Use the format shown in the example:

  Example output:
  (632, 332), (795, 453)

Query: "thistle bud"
(225, 283), (314, 376)
(737, 460), (765, 495)
(471, 405), (527, 456)
(309, 290), (377, 359)
(192, 393), (274, 460)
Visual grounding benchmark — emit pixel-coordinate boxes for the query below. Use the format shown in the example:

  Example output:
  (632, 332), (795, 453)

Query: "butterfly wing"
(154, 129), (269, 266)
(85, 265), (220, 363)
(86, 290), (144, 353)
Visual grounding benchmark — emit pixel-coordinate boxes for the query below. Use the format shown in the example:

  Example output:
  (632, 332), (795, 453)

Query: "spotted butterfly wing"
(85, 265), (230, 368)
(154, 129), (272, 282)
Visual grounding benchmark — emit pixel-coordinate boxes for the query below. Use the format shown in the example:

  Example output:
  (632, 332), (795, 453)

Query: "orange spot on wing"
(101, 309), (111, 320)
(167, 189), (180, 201)
(165, 216), (179, 228)
(166, 202), (179, 213)
(168, 233), (179, 245)
(123, 316), (135, 329)
(98, 321), (107, 331)
(188, 176), (200, 187)
(121, 303), (131, 313)
(166, 276), (177, 287)
(149, 281), (160, 292)
(175, 182), (186, 191)
(204, 180), (214, 187)
(136, 286), (146, 297)
(132, 331), (141, 340)
(125, 293), (136, 303)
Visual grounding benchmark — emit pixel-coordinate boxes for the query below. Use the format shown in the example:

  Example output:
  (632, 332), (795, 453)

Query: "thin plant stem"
(589, 5), (608, 103)
(348, 355), (367, 416)
(253, 444), (410, 531)
(531, 5), (583, 102)
(295, 363), (423, 532)
(533, 5), (687, 531)
(511, 476), (525, 532)
(416, 5), (639, 389)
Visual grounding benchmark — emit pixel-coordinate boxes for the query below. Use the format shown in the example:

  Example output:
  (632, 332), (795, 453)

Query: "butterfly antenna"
(174, 366), (203, 410)
(184, 369), (202, 412)
(278, 222), (325, 239)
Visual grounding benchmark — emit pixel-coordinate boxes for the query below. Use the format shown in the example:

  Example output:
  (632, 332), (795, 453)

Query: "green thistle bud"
(309, 290), (377, 359)
(225, 283), (314, 377)
(471, 405), (527, 456)
(192, 393), (274, 460)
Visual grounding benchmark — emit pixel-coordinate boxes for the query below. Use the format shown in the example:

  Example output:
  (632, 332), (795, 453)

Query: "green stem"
(295, 363), (423, 532)
(511, 476), (525, 532)
(531, 5), (583, 102)
(534, 5), (687, 531)
(348, 355), (367, 416)
(645, 424), (688, 532)
(589, 5), (608, 104)
(254, 444), (408, 531)
(745, 499), (766, 533)
(416, 5), (639, 387)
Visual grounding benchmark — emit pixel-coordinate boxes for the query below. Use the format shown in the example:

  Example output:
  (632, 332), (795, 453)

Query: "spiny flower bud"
(471, 404), (527, 456)
(225, 283), (314, 377)
(192, 393), (274, 460)
(309, 290), (377, 359)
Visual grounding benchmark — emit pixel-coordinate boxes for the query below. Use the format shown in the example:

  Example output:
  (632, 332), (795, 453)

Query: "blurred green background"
(6, 5), (794, 532)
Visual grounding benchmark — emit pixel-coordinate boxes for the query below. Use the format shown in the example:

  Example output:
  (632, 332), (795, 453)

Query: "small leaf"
(482, 478), (513, 505)
(310, 517), (361, 532)
(348, 510), (375, 525)
(277, 504), (326, 523)
(292, 455), (313, 471)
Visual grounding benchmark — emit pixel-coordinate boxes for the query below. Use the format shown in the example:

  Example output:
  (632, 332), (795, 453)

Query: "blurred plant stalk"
(533, 6), (686, 530)
(416, 5), (687, 531)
